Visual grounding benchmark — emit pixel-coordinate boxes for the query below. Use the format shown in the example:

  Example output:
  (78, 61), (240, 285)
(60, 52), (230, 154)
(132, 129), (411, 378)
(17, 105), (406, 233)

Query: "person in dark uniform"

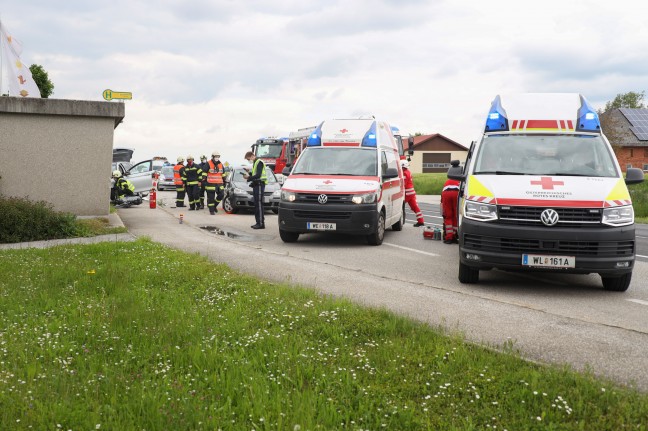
(184, 155), (205, 211)
(198, 154), (209, 209)
(243, 151), (267, 229)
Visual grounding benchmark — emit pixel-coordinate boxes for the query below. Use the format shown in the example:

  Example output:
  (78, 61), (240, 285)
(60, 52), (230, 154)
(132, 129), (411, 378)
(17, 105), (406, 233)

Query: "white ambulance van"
(447, 93), (644, 291)
(278, 117), (405, 245)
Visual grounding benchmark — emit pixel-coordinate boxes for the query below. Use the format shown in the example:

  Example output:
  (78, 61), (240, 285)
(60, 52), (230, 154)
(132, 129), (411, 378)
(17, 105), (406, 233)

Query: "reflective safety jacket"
(206, 159), (224, 185)
(248, 158), (268, 185)
(183, 162), (204, 186)
(173, 163), (185, 186)
(115, 177), (135, 196)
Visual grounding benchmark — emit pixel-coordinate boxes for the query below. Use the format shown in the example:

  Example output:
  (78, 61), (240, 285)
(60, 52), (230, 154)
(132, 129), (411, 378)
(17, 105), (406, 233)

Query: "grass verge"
(0, 239), (646, 430)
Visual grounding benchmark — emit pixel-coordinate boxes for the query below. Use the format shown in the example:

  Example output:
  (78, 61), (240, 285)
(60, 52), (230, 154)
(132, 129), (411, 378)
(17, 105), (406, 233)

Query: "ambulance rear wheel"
(279, 229), (299, 243)
(367, 211), (385, 246)
(458, 262), (479, 284)
(391, 204), (405, 231)
(601, 273), (632, 292)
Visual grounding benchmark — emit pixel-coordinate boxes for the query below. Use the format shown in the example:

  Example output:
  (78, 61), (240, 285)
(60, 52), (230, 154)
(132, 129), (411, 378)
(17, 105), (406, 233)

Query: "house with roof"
(600, 108), (648, 172)
(407, 134), (469, 174)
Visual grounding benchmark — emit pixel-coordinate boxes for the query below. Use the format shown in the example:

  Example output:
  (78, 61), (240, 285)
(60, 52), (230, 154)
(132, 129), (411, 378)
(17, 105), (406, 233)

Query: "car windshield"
(473, 134), (619, 177)
(291, 147), (378, 176)
(255, 144), (283, 158)
(161, 166), (174, 177)
(232, 166), (278, 184)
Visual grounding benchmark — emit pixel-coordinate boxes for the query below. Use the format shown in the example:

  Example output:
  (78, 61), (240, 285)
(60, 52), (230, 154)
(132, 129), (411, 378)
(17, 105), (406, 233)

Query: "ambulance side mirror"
(282, 166), (291, 177)
(383, 167), (398, 179)
(408, 136), (414, 155)
(625, 167), (644, 185)
(447, 164), (464, 181)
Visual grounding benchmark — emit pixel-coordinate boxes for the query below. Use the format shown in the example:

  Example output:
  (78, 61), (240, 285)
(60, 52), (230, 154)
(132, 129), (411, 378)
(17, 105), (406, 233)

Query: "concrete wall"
(0, 97), (124, 216)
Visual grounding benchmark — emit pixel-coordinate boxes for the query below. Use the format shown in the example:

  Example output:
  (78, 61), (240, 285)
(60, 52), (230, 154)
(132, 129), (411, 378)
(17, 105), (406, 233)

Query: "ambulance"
(278, 117), (405, 245)
(447, 93), (645, 291)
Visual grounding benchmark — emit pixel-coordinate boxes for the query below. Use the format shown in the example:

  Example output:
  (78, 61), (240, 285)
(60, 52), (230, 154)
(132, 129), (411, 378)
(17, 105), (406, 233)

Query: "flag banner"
(1, 21), (41, 98)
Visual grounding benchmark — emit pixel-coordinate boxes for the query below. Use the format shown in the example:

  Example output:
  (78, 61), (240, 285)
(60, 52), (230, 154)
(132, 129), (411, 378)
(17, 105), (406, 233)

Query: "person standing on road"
(441, 160), (461, 244)
(184, 155), (205, 211)
(205, 151), (225, 215)
(243, 151), (267, 229)
(173, 156), (186, 208)
(198, 155), (210, 210)
(401, 160), (425, 227)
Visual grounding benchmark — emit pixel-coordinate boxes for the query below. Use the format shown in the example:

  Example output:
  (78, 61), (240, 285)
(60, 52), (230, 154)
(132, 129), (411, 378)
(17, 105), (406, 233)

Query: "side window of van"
(381, 151), (389, 175)
(384, 149), (398, 173)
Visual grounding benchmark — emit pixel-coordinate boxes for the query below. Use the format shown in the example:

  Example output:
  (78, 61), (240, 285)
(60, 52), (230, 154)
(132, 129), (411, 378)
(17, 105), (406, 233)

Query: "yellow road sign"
(103, 89), (132, 101)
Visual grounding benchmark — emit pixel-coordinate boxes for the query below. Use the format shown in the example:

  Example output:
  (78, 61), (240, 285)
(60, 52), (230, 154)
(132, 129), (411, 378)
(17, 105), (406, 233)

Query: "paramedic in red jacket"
(441, 160), (461, 244)
(401, 160), (425, 227)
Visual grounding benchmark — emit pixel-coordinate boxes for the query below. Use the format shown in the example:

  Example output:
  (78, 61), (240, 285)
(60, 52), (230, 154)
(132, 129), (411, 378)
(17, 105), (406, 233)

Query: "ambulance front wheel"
(601, 272), (632, 292)
(279, 229), (300, 243)
(458, 261), (479, 284)
(391, 204), (405, 231)
(367, 210), (385, 246)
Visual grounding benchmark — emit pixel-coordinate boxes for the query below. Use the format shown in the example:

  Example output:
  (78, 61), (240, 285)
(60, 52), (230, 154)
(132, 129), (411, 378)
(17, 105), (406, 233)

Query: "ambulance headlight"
(602, 205), (634, 226)
(464, 201), (498, 221)
(281, 190), (296, 202)
(352, 192), (377, 204)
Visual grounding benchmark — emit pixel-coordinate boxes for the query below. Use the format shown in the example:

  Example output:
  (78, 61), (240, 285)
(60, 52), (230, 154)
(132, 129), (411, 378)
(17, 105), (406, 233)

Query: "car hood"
(465, 175), (632, 208)
(232, 180), (280, 192)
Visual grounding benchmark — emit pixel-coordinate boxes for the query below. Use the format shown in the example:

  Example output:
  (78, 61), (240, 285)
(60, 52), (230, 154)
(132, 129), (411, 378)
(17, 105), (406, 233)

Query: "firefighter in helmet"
(205, 150), (225, 215)
(173, 156), (186, 207)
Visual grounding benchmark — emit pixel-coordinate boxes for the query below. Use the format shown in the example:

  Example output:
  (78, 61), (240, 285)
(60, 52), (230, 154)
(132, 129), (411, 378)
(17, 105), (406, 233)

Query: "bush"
(411, 173), (448, 195)
(629, 180), (648, 219)
(0, 195), (79, 243)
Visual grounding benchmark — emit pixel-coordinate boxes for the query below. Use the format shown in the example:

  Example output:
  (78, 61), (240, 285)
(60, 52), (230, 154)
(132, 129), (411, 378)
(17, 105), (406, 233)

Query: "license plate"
(307, 222), (336, 231)
(263, 197), (271, 203)
(522, 254), (575, 268)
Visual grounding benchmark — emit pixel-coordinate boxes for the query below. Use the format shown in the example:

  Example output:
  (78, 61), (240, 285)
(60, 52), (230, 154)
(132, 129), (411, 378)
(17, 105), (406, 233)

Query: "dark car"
(222, 165), (281, 214)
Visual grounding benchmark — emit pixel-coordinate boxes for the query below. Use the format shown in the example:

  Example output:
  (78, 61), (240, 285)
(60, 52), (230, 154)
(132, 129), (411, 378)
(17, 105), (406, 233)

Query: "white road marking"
(627, 299), (648, 307)
(636, 235), (648, 239)
(636, 254), (648, 259)
(384, 242), (439, 257)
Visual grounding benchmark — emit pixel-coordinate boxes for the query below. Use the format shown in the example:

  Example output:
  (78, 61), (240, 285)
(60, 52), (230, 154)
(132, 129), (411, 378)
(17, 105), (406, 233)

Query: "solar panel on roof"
(619, 108), (648, 141)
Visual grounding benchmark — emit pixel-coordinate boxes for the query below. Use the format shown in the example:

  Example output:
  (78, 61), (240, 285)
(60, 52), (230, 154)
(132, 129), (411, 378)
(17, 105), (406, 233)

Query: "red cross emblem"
(340, 129), (348, 133)
(530, 176), (564, 190)
(323, 180), (333, 184)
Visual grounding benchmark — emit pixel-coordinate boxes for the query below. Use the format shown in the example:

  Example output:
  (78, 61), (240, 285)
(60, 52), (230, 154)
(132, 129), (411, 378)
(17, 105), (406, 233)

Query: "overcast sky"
(2, 0), (647, 165)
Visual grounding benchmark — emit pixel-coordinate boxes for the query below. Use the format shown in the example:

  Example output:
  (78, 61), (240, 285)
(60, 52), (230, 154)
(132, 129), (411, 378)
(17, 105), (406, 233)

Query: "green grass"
(0, 239), (646, 430)
(74, 217), (127, 237)
(414, 173), (648, 219)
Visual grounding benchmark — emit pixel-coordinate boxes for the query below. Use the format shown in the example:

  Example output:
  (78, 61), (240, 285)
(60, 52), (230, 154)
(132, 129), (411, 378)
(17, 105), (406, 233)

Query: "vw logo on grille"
(317, 194), (328, 204)
(540, 208), (559, 226)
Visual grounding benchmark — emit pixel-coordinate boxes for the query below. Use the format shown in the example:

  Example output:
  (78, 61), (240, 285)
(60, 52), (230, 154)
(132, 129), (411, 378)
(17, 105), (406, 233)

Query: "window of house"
(629, 148), (634, 157)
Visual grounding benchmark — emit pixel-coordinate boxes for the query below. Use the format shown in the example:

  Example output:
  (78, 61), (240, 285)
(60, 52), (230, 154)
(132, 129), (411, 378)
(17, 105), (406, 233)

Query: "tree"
(29, 64), (54, 98)
(600, 91), (645, 114)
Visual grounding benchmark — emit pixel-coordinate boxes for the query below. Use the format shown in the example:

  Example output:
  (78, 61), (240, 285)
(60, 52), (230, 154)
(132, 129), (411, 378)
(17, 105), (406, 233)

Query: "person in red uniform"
(441, 160), (461, 244)
(401, 160), (425, 227)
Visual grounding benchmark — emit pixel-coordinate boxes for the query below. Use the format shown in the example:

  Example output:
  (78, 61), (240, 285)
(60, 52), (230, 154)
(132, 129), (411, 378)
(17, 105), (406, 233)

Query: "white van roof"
(485, 93), (601, 134)
(307, 118), (397, 150)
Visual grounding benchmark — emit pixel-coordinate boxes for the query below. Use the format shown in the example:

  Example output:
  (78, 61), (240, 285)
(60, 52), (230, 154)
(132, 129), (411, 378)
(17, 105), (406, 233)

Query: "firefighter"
(198, 154), (209, 209)
(173, 156), (186, 207)
(243, 151), (267, 229)
(441, 160), (461, 244)
(401, 160), (425, 227)
(112, 170), (135, 200)
(184, 155), (205, 211)
(205, 150), (225, 215)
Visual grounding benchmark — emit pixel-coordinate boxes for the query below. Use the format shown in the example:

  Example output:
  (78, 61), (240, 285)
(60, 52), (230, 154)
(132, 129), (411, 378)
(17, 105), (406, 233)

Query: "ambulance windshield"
(292, 147), (378, 176)
(474, 134), (619, 177)
(255, 143), (283, 158)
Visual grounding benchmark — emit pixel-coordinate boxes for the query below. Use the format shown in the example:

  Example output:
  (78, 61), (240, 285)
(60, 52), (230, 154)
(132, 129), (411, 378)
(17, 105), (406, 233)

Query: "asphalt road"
(117, 191), (648, 392)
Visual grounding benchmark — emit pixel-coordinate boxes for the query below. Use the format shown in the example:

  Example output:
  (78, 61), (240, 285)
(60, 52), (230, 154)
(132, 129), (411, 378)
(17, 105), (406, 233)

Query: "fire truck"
(251, 137), (289, 174)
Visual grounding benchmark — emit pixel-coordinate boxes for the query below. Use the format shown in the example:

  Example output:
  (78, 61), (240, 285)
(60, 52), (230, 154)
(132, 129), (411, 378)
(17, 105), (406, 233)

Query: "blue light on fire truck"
(361, 121), (377, 147)
(484, 95), (509, 132)
(576, 95), (601, 133)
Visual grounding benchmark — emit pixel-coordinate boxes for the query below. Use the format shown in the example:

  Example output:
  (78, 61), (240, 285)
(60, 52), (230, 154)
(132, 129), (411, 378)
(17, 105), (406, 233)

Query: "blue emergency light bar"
(576, 95), (601, 133)
(307, 122), (324, 146)
(485, 95), (509, 132)
(361, 121), (378, 147)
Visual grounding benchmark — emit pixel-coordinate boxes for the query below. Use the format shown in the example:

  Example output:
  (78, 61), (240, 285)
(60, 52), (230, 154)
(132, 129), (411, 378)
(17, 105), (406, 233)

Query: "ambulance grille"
(497, 206), (602, 226)
(294, 210), (352, 220)
(464, 234), (634, 257)
(296, 193), (354, 204)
